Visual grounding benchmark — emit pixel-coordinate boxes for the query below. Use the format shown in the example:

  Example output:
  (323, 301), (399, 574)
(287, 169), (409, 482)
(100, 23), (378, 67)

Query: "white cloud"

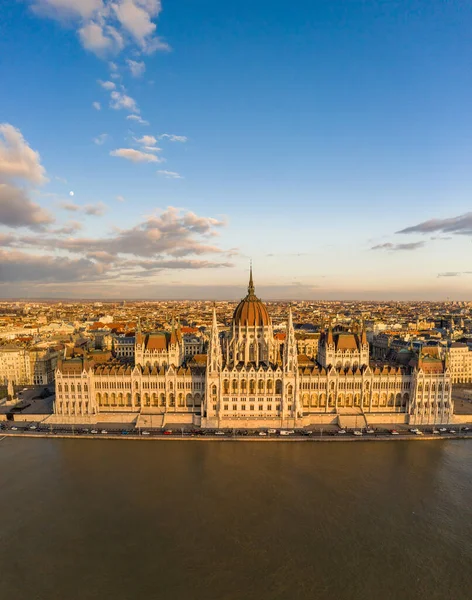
(0, 249), (108, 283)
(60, 201), (80, 212)
(136, 135), (157, 146)
(112, 0), (159, 48)
(126, 114), (149, 125)
(159, 133), (188, 143)
(126, 58), (145, 77)
(110, 148), (163, 163)
(110, 90), (139, 112)
(0, 123), (48, 185)
(93, 133), (109, 145)
(116, 195), (125, 202)
(98, 79), (116, 90)
(60, 200), (106, 216)
(157, 170), (183, 179)
(0, 183), (54, 230)
(31, 0), (103, 20)
(53, 221), (83, 235)
(84, 201), (107, 216)
(78, 21), (116, 54)
(30, 0), (170, 58)
(92, 101), (101, 110)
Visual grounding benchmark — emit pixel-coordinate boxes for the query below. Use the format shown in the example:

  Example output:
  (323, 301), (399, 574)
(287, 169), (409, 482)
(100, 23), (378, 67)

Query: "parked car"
(337, 429), (347, 435)
(142, 431), (150, 436)
(390, 430), (399, 435)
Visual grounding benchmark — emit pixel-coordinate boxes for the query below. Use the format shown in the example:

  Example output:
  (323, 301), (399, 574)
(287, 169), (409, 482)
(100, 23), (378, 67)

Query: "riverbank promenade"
(1, 422), (471, 443)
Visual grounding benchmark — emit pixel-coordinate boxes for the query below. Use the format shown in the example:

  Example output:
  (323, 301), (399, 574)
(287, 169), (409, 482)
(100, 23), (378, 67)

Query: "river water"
(0, 438), (471, 600)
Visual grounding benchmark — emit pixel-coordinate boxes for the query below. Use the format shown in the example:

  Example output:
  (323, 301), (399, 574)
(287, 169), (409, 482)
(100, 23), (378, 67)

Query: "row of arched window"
(95, 392), (202, 408)
(219, 379), (286, 395)
(58, 382), (88, 393)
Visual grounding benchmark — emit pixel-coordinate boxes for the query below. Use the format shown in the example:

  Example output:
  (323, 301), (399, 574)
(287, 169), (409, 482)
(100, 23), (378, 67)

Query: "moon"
(69, 191), (74, 196)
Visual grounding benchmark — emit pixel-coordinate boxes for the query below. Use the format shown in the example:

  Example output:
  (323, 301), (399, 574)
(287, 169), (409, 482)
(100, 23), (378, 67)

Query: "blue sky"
(1, 0), (472, 300)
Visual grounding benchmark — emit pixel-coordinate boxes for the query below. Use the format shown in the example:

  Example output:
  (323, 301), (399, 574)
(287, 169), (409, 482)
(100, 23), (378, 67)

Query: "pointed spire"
(327, 322), (334, 346)
(212, 304), (218, 328)
(283, 304), (298, 373)
(248, 260), (255, 295)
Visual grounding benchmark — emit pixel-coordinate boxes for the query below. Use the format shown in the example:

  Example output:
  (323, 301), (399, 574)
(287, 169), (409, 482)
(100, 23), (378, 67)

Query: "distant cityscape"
(1, 272), (472, 432)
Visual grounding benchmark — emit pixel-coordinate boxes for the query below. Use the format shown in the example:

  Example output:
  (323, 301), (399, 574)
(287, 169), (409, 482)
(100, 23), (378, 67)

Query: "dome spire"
(248, 260), (255, 295)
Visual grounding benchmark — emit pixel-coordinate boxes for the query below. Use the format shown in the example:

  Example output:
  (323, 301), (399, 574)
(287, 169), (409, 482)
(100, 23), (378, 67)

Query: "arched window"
(267, 380), (273, 392)
(71, 383), (75, 393)
(169, 393), (175, 407)
(249, 379), (256, 394)
(241, 380), (247, 392)
(160, 393), (166, 406)
(212, 385), (217, 396)
(84, 383), (88, 392)
(287, 384), (293, 395)
(77, 383), (81, 392)
(275, 379), (282, 394)
(223, 379), (229, 394)
(232, 379), (238, 393)
(58, 383), (62, 392)
(258, 380), (264, 393)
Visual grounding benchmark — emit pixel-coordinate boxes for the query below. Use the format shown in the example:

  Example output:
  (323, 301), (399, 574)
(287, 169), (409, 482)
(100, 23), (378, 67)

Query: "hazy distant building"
(54, 271), (454, 427)
(112, 335), (135, 359)
(448, 342), (472, 384)
(0, 345), (58, 386)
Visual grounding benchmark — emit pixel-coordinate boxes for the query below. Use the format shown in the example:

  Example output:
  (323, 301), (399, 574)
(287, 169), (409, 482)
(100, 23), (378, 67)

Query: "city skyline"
(1, 0), (472, 300)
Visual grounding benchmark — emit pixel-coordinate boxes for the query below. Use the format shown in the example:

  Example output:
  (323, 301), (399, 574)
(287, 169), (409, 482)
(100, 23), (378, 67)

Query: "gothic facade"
(54, 272), (454, 427)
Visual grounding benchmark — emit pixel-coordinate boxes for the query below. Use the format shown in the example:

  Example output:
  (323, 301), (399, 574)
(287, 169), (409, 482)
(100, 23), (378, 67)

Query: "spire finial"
(248, 260), (255, 295)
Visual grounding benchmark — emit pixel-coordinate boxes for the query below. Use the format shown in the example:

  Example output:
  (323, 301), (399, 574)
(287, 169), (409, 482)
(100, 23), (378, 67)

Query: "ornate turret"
(283, 305), (298, 373)
(208, 306), (222, 373)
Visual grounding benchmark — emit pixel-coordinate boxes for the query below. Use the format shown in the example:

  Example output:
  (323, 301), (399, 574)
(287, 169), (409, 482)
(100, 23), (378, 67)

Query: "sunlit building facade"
(54, 271), (454, 427)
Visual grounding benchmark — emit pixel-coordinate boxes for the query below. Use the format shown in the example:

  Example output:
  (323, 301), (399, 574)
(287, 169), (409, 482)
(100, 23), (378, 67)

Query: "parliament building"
(54, 271), (454, 428)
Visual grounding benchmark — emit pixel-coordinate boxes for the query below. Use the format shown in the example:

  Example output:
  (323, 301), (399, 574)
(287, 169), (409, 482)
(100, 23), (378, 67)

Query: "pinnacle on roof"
(248, 261), (255, 296)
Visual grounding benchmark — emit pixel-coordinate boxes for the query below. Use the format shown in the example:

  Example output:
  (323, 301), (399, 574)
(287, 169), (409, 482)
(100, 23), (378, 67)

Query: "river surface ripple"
(0, 438), (471, 600)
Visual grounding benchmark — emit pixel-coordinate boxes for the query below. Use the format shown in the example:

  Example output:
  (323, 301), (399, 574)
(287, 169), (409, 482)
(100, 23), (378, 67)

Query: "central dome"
(233, 268), (270, 327)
